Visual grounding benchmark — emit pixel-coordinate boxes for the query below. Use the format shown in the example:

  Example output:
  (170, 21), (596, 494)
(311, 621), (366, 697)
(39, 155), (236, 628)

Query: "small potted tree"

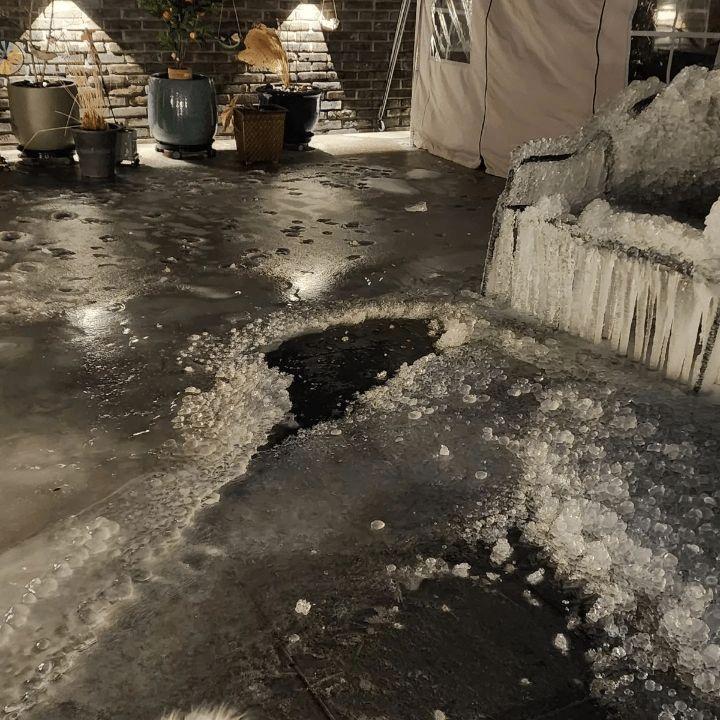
(238, 24), (322, 150)
(138, 0), (218, 157)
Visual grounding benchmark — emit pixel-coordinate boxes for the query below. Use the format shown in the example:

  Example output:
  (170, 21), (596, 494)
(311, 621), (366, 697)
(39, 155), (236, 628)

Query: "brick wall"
(0, 0), (415, 145)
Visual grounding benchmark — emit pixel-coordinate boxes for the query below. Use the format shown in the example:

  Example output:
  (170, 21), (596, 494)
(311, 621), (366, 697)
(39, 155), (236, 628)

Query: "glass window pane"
(431, 0), (472, 64)
(629, 34), (719, 81)
(632, 0), (720, 32)
(630, 0), (720, 81)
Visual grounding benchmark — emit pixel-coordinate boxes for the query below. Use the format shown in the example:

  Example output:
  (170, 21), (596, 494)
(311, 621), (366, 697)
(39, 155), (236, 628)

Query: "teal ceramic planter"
(147, 73), (217, 150)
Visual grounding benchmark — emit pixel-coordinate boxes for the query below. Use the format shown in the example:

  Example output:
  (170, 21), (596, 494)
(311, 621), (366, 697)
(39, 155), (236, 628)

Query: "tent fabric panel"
(481, 0), (622, 177)
(411, 0), (490, 168)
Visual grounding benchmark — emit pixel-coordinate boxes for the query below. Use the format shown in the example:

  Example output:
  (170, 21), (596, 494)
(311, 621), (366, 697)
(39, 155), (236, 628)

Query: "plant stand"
(154, 141), (216, 160)
(116, 128), (140, 166)
(283, 141), (314, 152)
(17, 146), (75, 165)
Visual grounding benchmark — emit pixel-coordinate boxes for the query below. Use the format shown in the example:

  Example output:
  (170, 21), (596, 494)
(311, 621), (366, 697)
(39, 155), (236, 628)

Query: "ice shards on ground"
(4, 293), (720, 718)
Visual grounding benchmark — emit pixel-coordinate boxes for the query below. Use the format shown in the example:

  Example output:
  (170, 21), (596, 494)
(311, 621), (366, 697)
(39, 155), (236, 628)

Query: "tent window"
(431, 0), (472, 63)
(629, 0), (720, 82)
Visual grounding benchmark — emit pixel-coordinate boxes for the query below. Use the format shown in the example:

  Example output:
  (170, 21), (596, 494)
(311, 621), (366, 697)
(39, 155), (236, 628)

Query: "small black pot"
(259, 85), (321, 148)
(72, 124), (119, 179)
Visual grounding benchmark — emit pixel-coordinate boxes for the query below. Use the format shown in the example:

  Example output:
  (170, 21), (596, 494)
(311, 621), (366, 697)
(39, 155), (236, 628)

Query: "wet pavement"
(0, 133), (503, 551)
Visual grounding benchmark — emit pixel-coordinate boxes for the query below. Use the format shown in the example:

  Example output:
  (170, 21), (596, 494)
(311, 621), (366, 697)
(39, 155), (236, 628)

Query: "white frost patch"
(490, 538), (513, 566)
(405, 201), (428, 213)
(553, 633), (570, 655)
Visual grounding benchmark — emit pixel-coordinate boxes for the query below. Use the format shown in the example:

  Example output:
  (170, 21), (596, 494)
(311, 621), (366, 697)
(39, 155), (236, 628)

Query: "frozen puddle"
(265, 318), (435, 438)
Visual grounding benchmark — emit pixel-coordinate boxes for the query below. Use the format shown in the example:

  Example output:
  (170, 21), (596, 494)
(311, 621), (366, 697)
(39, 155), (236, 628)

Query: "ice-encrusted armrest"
(481, 131), (613, 295)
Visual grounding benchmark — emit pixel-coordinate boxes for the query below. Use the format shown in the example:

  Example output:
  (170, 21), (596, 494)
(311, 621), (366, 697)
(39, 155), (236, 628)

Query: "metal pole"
(377, 0), (413, 131)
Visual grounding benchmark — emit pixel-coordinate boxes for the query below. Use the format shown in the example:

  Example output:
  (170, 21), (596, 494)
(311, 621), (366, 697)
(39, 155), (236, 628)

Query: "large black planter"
(260, 85), (321, 149)
(148, 73), (217, 154)
(71, 124), (119, 180)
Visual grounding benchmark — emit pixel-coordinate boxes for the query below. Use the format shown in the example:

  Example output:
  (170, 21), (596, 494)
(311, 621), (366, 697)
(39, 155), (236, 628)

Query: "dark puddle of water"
(264, 319), (434, 444)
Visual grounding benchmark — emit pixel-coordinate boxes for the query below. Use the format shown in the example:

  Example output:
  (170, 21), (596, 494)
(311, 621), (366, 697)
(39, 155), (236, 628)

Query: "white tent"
(411, 0), (637, 177)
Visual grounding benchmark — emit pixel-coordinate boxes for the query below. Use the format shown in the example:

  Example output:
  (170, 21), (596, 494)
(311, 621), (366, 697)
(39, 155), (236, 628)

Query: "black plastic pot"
(71, 124), (119, 179)
(259, 85), (321, 148)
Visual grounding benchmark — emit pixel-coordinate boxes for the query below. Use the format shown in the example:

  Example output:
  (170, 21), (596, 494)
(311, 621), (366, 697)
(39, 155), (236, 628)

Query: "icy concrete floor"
(2, 134), (719, 720)
(0, 132), (502, 550)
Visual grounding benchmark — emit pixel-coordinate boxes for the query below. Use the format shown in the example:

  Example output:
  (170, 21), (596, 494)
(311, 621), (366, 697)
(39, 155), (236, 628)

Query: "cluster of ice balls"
(353, 313), (720, 711)
(0, 515), (123, 712)
(4, 289), (720, 716)
(485, 374), (720, 703)
(388, 556), (474, 593)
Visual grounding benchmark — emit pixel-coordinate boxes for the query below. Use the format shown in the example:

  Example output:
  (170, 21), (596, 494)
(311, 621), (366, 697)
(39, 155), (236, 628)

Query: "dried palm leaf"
(220, 94), (240, 133)
(30, 46), (58, 62)
(236, 24), (289, 88)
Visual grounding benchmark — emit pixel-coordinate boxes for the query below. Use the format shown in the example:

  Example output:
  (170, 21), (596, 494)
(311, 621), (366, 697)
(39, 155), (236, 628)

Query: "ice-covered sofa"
(482, 66), (720, 394)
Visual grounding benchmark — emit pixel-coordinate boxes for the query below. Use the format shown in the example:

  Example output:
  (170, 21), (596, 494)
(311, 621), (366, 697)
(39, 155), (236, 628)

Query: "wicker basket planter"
(233, 104), (287, 164)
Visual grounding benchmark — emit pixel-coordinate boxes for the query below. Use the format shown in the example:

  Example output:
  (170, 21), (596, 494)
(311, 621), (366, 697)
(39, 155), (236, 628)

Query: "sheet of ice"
(0, 295), (479, 714)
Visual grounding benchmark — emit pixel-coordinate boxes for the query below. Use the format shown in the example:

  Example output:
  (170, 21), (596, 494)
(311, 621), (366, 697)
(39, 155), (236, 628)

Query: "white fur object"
(160, 706), (246, 720)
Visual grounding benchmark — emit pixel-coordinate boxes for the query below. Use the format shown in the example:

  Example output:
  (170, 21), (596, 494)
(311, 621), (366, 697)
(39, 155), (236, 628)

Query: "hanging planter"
(319, 0), (340, 31)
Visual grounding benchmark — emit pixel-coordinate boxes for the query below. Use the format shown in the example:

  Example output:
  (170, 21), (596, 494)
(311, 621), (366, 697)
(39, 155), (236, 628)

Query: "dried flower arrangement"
(66, 31), (110, 131)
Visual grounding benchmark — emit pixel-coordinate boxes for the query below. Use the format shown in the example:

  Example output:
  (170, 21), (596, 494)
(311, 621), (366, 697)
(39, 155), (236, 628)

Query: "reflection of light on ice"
(69, 305), (120, 336)
(290, 271), (331, 300)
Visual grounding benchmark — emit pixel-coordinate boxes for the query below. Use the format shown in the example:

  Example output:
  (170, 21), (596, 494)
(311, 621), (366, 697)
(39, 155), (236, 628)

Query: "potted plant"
(138, 0), (218, 156)
(220, 95), (287, 165)
(7, 1), (79, 155)
(238, 24), (322, 150)
(68, 47), (119, 180)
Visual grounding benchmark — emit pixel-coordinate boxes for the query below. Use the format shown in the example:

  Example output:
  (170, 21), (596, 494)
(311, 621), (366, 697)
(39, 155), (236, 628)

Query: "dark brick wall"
(0, 0), (415, 144)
